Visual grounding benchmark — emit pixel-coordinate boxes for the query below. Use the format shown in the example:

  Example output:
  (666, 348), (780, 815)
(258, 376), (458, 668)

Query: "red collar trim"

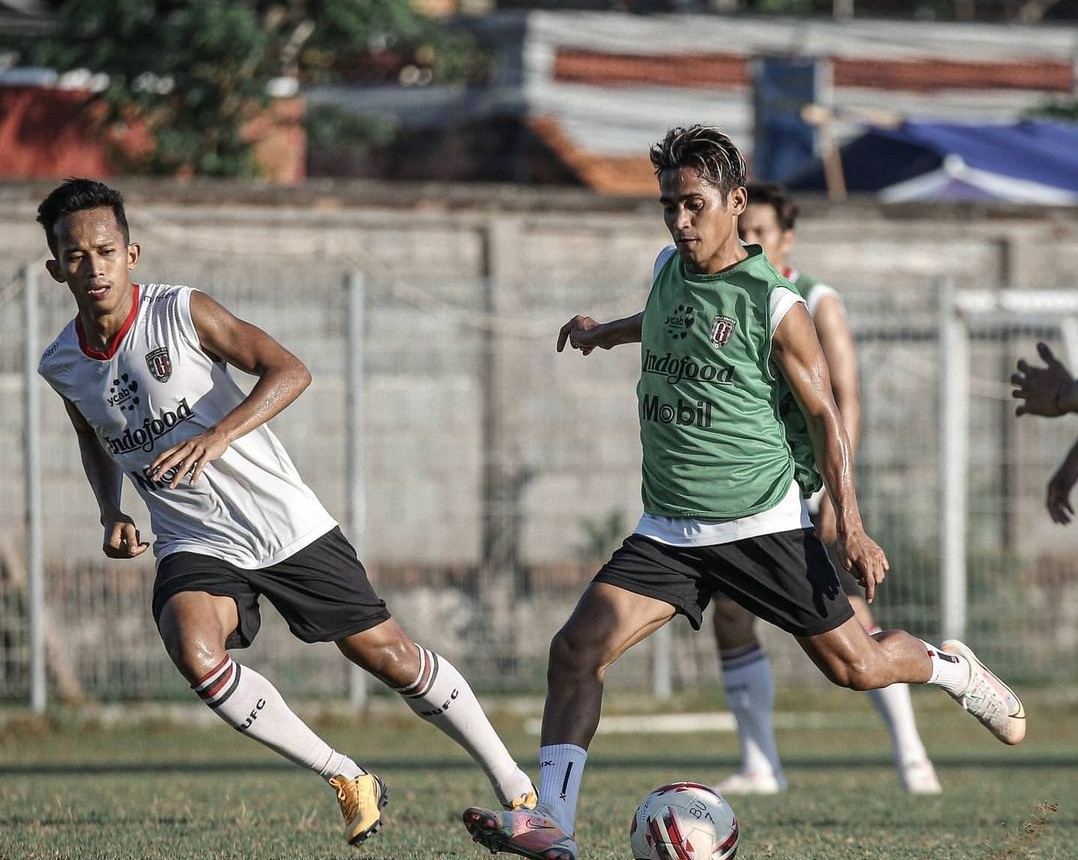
(76, 284), (141, 360)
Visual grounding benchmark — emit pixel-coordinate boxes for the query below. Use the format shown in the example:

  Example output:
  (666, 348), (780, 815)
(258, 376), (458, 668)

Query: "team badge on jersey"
(145, 346), (172, 382)
(709, 314), (736, 347)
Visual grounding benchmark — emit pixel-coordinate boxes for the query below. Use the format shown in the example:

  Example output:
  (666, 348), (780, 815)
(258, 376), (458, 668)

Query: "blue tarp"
(786, 120), (1078, 204)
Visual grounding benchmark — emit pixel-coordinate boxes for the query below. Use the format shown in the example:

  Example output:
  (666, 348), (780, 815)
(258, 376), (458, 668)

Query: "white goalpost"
(938, 281), (1078, 643)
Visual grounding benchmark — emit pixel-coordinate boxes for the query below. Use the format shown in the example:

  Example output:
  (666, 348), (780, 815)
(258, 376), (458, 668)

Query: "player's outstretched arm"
(1047, 440), (1078, 525)
(808, 293), (861, 546)
(148, 290), (312, 488)
(556, 312), (644, 355)
(1012, 342), (1078, 417)
(62, 397), (149, 559)
(772, 303), (888, 602)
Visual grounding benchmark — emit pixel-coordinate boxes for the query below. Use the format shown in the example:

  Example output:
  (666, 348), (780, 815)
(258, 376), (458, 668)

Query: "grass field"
(1, 686), (1074, 860)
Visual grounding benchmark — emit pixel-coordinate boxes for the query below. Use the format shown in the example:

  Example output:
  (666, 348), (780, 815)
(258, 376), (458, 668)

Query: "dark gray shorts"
(594, 529), (855, 637)
(152, 527), (391, 649)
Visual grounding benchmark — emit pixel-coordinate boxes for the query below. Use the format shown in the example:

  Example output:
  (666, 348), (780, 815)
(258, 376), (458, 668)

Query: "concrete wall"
(5, 181), (1077, 696)
(4, 180), (1076, 572)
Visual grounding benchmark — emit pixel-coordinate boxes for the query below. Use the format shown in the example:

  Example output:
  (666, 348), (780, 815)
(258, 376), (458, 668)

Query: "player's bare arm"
(1046, 439), (1078, 525)
(772, 302), (888, 601)
(63, 396), (149, 559)
(1011, 341), (1078, 417)
(556, 311), (644, 355)
(148, 290), (312, 488)
(808, 293), (862, 543)
(812, 294), (861, 451)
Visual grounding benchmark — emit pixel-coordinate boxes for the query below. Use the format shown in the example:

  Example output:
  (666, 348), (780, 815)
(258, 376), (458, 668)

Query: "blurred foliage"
(3, 0), (483, 177)
(575, 508), (627, 565)
(1025, 100), (1078, 121)
(303, 101), (400, 175)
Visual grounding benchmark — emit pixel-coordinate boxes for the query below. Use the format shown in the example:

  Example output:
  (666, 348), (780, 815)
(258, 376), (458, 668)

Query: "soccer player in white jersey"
(1012, 341), (1078, 522)
(36, 178), (536, 848)
(709, 182), (940, 795)
(460, 126), (1024, 860)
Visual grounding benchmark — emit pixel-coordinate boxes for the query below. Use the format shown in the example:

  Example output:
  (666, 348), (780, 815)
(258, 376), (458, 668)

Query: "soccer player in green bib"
(461, 125), (1025, 860)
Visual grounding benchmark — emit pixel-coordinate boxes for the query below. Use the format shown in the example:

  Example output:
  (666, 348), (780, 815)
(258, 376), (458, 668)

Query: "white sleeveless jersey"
(38, 283), (337, 568)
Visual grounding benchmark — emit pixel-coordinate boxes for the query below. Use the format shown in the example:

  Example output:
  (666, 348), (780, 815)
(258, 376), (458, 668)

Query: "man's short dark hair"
(37, 178), (129, 257)
(746, 182), (799, 231)
(649, 125), (747, 198)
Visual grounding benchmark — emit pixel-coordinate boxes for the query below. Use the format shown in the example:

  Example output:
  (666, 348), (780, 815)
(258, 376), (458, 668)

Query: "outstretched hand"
(556, 315), (602, 355)
(1012, 342), (1074, 417)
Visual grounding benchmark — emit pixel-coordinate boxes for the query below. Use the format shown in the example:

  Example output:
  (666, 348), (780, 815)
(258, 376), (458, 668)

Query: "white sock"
(193, 656), (363, 782)
(538, 743), (586, 835)
(867, 684), (928, 765)
(923, 641), (972, 695)
(859, 625), (928, 765)
(721, 644), (783, 778)
(395, 645), (532, 807)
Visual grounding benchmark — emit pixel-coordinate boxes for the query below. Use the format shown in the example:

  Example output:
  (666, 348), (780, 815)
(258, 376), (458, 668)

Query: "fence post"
(23, 264), (45, 713)
(938, 277), (967, 643)
(345, 270), (367, 708)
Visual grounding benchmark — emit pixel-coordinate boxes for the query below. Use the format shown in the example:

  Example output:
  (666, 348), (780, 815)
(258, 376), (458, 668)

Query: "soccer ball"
(629, 782), (739, 860)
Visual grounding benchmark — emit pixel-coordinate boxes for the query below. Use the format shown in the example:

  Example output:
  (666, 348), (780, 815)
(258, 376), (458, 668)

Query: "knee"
(158, 621), (227, 685)
(337, 620), (419, 687)
(156, 592), (236, 684)
(547, 627), (602, 685)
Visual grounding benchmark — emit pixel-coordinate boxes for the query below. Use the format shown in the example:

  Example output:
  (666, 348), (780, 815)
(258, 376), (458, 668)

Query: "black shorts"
(151, 527), (391, 649)
(594, 530), (854, 637)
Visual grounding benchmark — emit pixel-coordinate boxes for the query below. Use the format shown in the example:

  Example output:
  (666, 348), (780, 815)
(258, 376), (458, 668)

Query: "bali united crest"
(709, 314), (737, 347)
(145, 346), (172, 382)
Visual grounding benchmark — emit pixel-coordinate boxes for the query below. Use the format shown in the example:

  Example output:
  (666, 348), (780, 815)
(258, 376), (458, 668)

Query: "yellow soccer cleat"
(503, 785), (539, 811)
(330, 771), (390, 846)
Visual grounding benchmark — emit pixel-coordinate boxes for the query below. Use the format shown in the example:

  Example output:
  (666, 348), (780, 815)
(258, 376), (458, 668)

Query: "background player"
(710, 182), (940, 795)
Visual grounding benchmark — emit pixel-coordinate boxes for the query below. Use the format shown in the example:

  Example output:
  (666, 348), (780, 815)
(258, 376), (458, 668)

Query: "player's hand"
(835, 530), (889, 604)
(148, 429), (230, 489)
(1047, 460), (1078, 524)
(557, 315), (603, 355)
(1012, 342), (1073, 417)
(103, 515), (149, 559)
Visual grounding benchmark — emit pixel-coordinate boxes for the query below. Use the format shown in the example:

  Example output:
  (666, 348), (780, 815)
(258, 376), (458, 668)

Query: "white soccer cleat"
(898, 759), (942, 795)
(941, 640), (1026, 745)
(712, 770), (787, 795)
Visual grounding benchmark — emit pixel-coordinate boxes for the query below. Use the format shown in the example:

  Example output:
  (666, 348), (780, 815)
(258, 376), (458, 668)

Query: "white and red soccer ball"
(630, 781), (739, 860)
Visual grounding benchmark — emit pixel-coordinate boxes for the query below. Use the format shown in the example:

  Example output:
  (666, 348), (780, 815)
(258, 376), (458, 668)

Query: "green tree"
(6, 0), (478, 177)
(1025, 100), (1078, 122)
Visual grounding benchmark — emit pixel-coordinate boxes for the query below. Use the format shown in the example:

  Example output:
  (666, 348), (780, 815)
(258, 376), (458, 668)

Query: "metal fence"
(2, 255), (1076, 709)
